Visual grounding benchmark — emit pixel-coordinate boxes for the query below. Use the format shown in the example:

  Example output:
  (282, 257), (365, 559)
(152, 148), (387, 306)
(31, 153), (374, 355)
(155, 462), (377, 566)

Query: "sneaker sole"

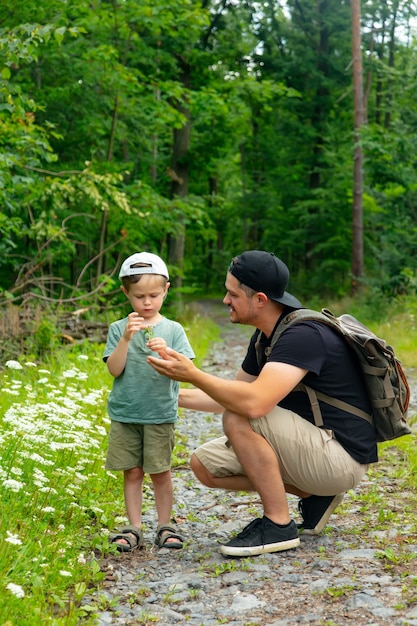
(220, 536), (300, 557)
(301, 493), (344, 535)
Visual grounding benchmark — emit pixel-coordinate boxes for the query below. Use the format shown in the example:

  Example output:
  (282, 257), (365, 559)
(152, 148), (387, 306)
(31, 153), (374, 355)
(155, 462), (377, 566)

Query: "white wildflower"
(77, 553), (87, 565)
(33, 469), (48, 483)
(41, 506), (55, 513)
(62, 369), (78, 378)
(5, 360), (23, 370)
(77, 354), (89, 360)
(3, 479), (24, 492)
(6, 582), (25, 598)
(59, 570), (72, 577)
(5, 531), (22, 545)
(29, 453), (54, 466)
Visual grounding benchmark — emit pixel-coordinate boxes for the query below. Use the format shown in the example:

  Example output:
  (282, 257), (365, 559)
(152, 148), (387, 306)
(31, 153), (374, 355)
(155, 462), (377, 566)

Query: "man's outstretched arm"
(147, 348), (307, 419)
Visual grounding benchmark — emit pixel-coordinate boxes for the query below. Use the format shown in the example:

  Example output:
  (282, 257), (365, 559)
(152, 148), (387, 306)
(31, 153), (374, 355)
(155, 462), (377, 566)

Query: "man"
(147, 250), (378, 557)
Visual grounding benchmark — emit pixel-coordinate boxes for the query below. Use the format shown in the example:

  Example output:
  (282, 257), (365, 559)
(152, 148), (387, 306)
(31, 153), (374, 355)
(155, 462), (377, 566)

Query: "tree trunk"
(168, 59), (191, 305)
(384, 1), (398, 129)
(351, 0), (365, 292)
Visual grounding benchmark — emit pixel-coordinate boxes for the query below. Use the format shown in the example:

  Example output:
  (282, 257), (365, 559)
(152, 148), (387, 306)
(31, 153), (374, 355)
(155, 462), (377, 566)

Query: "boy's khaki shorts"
(194, 407), (368, 495)
(105, 421), (175, 474)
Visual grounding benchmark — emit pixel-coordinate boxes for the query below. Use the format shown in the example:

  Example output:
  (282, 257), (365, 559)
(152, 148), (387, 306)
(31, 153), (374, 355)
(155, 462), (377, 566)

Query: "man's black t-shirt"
(242, 311), (378, 464)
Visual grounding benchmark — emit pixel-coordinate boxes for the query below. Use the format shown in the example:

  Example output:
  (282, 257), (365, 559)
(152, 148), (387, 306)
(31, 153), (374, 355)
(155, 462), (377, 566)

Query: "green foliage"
(0, 302), (218, 624)
(0, 345), (111, 624)
(0, 301), (415, 622)
(30, 317), (59, 356)
(310, 293), (417, 368)
(1, 0), (417, 306)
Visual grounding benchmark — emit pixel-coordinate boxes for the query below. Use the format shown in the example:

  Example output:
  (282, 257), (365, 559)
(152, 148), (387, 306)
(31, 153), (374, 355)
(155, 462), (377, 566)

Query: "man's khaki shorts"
(193, 407), (368, 495)
(105, 421), (175, 474)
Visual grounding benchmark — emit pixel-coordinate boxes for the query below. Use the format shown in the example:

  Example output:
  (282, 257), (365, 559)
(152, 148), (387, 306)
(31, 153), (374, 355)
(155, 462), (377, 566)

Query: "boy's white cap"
(119, 252), (169, 279)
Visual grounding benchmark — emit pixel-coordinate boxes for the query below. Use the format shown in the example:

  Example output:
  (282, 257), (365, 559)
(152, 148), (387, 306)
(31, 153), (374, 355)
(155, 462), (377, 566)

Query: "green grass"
(0, 343), (115, 624)
(0, 311), (219, 625)
(315, 293), (417, 368)
(0, 300), (415, 624)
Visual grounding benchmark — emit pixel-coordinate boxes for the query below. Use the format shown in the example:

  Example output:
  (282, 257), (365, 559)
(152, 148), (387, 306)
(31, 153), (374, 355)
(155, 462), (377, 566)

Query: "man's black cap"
(228, 250), (302, 308)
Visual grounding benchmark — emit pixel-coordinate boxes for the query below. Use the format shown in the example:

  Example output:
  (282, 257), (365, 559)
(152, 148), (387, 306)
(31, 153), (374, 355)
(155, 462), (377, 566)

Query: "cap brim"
(270, 291), (303, 308)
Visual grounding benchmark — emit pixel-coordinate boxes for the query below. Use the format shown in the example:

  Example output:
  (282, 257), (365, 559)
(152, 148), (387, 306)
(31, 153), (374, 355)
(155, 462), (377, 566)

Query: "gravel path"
(91, 303), (417, 626)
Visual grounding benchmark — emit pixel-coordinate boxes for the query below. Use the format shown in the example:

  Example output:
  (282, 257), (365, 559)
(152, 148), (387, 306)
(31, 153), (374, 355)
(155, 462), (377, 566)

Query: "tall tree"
(351, 0), (365, 290)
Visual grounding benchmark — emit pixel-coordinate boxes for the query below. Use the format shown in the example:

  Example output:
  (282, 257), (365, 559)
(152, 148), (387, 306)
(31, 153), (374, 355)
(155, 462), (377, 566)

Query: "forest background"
(1, 2), (417, 624)
(1, 0), (417, 363)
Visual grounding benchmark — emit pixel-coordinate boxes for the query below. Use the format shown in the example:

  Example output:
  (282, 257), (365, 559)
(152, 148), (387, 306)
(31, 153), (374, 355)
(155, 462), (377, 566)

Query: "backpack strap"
(254, 329), (263, 367)
(294, 383), (373, 426)
(294, 383), (324, 427)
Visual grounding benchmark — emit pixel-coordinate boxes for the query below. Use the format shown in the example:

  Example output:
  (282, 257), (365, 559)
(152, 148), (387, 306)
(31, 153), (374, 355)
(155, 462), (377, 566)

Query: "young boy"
(103, 252), (195, 551)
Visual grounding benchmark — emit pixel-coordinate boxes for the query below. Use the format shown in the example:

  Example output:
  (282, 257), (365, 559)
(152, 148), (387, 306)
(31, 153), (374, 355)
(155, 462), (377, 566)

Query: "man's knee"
(223, 410), (252, 439)
(190, 452), (217, 488)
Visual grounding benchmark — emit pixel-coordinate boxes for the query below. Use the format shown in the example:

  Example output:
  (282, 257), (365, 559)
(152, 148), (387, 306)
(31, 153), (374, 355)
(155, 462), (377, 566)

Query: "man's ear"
(256, 292), (268, 306)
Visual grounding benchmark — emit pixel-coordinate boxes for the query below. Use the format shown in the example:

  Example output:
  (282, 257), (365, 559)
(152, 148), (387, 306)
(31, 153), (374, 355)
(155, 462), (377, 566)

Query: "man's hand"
(147, 348), (197, 382)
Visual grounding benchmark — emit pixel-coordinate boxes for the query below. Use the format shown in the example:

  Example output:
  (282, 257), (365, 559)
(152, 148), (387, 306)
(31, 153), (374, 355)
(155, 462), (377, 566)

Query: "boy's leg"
(124, 466), (145, 527)
(113, 466), (144, 548)
(150, 470), (181, 546)
(105, 421), (145, 548)
(150, 469), (173, 525)
(143, 423), (181, 546)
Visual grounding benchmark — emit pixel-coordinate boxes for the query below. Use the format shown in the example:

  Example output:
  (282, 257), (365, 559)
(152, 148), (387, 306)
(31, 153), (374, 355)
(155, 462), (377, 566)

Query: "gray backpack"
(255, 308), (411, 442)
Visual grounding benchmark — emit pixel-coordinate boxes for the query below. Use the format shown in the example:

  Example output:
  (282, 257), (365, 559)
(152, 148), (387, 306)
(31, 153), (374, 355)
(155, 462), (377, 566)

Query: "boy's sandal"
(109, 525), (143, 552)
(154, 524), (184, 549)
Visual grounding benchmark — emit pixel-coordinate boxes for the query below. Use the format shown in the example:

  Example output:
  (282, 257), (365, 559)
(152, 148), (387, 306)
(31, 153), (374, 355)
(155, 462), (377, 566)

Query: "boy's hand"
(123, 312), (145, 341)
(147, 337), (167, 354)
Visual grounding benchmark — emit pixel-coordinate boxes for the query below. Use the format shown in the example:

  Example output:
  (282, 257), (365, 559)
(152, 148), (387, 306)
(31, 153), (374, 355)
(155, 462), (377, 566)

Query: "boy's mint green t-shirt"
(103, 316), (195, 424)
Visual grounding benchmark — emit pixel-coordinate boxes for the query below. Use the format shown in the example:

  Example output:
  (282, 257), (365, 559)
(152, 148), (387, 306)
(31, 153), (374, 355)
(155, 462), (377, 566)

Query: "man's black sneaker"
(220, 516), (300, 557)
(298, 494), (344, 535)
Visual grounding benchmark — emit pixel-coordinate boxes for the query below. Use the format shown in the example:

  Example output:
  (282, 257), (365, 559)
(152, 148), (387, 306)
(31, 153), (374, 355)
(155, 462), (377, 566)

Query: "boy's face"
(122, 274), (169, 319)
